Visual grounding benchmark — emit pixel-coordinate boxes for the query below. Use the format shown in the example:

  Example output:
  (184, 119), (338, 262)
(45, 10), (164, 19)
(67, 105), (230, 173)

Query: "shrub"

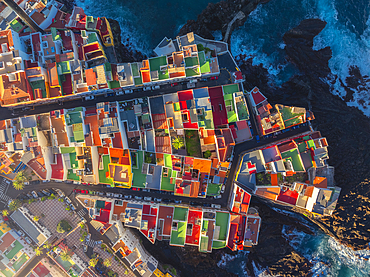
(65, 206), (70, 211)
(57, 220), (72, 233)
(41, 196), (47, 201)
(197, 43), (204, 51)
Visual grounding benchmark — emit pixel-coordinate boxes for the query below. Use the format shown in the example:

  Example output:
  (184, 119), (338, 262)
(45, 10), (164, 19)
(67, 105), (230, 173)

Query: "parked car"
(65, 197), (71, 204)
(214, 195), (222, 199)
(162, 199), (170, 203)
(117, 90), (124, 95)
(142, 189), (148, 192)
(105, 92), (115, 97)
(189, 201), (198, 206)
(86, 234), (91, 242)
(124, 195), (132, 199)
(42, 190), (51, 196)
(85, 95), (94, 101)
(31, 191), (38, 198)
(56, 189), (64, 197)
(132, 187), (137, 191)
(256, 135), (260, 143)
(73, 189), (81, 193)
(220, 185), (225, 193)
(211, 204), (221, 209)
(83, 245), (88, 252)
(210, 76), (218, 80)
(25, 237), (32, 244)
(81, 190), (88, 194)
(70, 204), (76, 211)
(170, 82), (178, 87)
(174, 199), (182, 204)
(26, 192), (34, 199)
(203, 203), (211, 207)
(154, 198), (162, 202)
(96, 191), (104, 196)
(144, 197), (152, 201)
(17, 230), (24, 236)
(134, 196), (143, 200)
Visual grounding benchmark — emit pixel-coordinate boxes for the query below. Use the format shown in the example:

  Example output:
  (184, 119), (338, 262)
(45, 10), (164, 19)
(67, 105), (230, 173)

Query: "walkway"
(223, 11), (245, 42)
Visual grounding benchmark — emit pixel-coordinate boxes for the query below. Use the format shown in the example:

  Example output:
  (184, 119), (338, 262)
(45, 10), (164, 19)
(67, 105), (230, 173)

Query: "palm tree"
(34, 247), (43, 256)
(8, 199), (22, 211)
(1, 210), (9, 217)
(103, 257), (112, 267)
(89, 257), (98, 267)
(107, 270), (115, 277)
(60, 249), (72, 261)
(172, 136), (185, 150)
(15, 171), (28, 183)
(43, 241), (52, 250)
(12, 180), (24, 190)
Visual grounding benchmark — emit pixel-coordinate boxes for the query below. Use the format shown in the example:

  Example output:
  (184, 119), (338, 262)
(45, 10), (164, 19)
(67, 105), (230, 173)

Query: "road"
(2, 0), (44, 33)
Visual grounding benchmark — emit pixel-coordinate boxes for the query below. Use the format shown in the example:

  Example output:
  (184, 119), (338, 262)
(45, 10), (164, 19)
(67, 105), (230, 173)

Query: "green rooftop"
(223, 84), (239, 95)
(56, 61), (71, 75)
(173, 207), (188, 221)
(185, 56), (199, 67)
(161, 168), (175, 191)
(185, 67), (200, 77)
(87, 32), (98, 44)
(51, 27), (61, 41)
(206, 183), (221, 196)
(212, 240), (226, 249)
(10, 19), (23, 33)
(131, 63), (140, 77)
(29, 79), (47, 99)
(198, 51), (210, 74)
(215, 212), (229, 241)
(281, 149), (305, 172)
(98, 155), (113, 185)
(170, 221), (186, 246)
(134, 76), (143, 86)
(199, 236), (209, 252)
(12, 253), (29, 271)
(5, 240), (23, 260)
(1, 268), (13, 277)
(132, 151), (146, 188)
(65, 110), (82, 125)
(67, 169), (80, 181)
(60, 147), (75, 154)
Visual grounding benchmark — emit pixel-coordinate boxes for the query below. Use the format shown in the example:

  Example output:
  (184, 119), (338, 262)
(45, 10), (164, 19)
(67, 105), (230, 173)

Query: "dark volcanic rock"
(133, 229), (236, 277)
(107, 18), (147, 63)
(268, 251), (313, 277)
(248, 19), (370, 251)
(243, 198), (314, 276)
(179, 0), (271, 41)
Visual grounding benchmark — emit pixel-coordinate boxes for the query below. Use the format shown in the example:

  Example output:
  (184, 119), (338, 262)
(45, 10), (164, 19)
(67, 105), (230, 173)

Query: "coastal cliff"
(178, 0), (271, 42)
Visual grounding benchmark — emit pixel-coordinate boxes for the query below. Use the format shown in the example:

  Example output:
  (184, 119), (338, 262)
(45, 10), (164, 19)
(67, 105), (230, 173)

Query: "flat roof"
(11, 210), (48, 245)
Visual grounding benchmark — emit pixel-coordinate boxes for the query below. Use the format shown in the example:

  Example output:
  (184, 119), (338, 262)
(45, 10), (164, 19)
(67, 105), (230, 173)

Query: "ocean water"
(230, 0), (370, 114)
(75, 0), (218, 55)
(217, 226), (370, 277)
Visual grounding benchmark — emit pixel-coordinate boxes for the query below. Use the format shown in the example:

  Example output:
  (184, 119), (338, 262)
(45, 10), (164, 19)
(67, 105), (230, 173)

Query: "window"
(42, 41), (48, 48)
(219, 104), (223, 111)
(181, 112), (189, 123)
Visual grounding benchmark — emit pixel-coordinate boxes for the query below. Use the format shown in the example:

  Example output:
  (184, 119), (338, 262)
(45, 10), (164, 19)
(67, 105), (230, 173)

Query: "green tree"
(57, 220), (72, 233)
(8, 199), (22, 211)
(107, 270), (116, 277)
(172, 136), (185, 150)
(203, 150), (212, 159)
(89, 257), (98, 267)
(1, 210), (9, 217)
(60, 249), (72, 261)
(103, 257), (112, 267)
(34, 247), (42, 256)
(79, 222), (85, 229)
(12, 180), (24, 191)
(65, 206), (70, 211)
(33, 216), (40, 222)
(43, 241), (52, 250)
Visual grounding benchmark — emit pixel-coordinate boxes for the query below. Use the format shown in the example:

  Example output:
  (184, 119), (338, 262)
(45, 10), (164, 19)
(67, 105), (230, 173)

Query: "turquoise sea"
(76, 0), (370, 275)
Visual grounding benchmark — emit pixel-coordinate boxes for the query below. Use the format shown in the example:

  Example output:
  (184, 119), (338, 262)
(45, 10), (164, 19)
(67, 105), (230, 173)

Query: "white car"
(31, 191), (38, 198)
(144, 197), (152, 201)
(83, 245), (88, 252)
(220, 185), (225, 193)
(86, 234), (91, 242)
(25, 237), (32, 244)
(134, 196), (142, 200)
(17, 230), (24, 236)
(124, 195), (132, 199)
(85, 95), (94, 101)
(214, 195), (222, 199)
(65, 197), (71, 204)
(117, 90), (124, 95)
(211, 204), (221, 209)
